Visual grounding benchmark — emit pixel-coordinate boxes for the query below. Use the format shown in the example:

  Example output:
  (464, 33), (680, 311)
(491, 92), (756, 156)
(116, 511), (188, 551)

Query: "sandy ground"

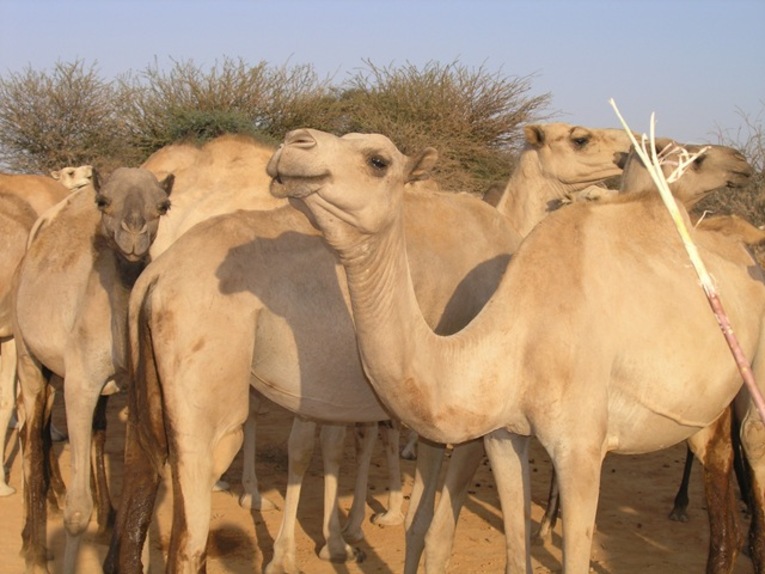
(0, 389), (756, 574)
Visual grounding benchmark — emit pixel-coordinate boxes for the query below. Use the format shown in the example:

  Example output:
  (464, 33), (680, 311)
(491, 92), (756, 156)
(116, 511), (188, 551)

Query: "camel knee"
(64, 493), (94, 536)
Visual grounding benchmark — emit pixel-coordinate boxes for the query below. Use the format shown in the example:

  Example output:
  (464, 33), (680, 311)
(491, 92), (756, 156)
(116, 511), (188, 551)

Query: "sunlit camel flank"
(269, 128), (765, 574)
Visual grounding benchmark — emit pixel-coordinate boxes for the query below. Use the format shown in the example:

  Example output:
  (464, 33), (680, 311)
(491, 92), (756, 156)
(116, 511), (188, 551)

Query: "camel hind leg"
(167, 422), (244, 572)
(16, 338), (54, 574)
(739, 401), (765, 571)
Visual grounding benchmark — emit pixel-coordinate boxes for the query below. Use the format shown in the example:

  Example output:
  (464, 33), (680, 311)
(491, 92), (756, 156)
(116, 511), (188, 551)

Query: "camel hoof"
(318, 542), (363, 564)
(0, 482), (16, 497)
(400, 448), (417, 460)
(212, 480), (229, 492)
(371, 509), (405, 527)
(668, 509), (689, 523)
(238, 492), (278, 512)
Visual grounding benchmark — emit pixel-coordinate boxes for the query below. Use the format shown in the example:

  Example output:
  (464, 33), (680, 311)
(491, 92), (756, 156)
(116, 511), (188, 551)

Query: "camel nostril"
(285, 129), (317, 149)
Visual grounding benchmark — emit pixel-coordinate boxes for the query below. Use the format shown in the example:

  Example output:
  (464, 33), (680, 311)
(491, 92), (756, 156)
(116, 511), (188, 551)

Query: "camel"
(417, 138), (760, 572)
(268, 128), (765, 574)
(13, 168), (173, 574)
(0, 166), (96, 497)
(102, 123), (633, 574)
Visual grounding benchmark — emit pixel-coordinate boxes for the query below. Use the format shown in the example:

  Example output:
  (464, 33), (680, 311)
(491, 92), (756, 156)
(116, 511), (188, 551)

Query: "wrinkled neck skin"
(306, 194), (514, 444)
(495, 150), (577, 237)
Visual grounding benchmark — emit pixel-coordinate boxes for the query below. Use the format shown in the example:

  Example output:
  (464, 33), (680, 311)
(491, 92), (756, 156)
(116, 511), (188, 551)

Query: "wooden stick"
(610, 99), (765, 424)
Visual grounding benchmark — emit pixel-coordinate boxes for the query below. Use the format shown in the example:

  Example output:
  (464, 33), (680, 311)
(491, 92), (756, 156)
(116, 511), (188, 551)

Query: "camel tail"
(127, 274), (169, 472)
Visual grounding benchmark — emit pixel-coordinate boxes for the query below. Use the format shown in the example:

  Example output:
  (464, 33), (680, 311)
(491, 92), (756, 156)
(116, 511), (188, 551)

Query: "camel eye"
(369, 155), (389, 172)
(157, 200), (171, 215)
(572, 137), (589, 149)
(95, 194), (111, 209)
(692, 155), (706, 169)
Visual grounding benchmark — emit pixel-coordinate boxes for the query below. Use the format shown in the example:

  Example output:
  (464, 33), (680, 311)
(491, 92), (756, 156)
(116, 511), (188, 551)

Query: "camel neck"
(330, 212), (513, 445)
(495, 151), (568, 237)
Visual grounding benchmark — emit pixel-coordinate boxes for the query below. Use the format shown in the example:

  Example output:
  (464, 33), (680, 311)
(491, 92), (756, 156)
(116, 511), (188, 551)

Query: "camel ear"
(615, 151), (630, 169)
(50, 170), (61, 181)
(407, 148), (439, 183)
(524, 125), (545, 148)
(159, 173), (175, 197)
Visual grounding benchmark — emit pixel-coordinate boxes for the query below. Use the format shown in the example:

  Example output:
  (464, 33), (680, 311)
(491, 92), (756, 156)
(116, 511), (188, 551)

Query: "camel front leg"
(404, 438), (446, 574)
(238, 393), (277, 511)
(373, 419), (405, 526)
(482, 430), (531, 574)
(61, 373), (103, 574)
(317, 423), (361, 563)
(422, 438), (485, 572)
(266, 417), (317, 574)
(344, 422), (377, 542)
(91, 394), (117, 537)
(553, 444), (604, 574)
(0, 336), (17, 496)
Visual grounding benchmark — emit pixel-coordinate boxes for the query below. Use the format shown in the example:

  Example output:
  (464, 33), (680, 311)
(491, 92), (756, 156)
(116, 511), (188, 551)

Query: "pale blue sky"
(1, 0), (763, 144)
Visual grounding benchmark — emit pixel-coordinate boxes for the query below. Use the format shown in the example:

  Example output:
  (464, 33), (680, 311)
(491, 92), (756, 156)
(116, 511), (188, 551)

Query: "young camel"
(1, 166), (95, 496)
(269, 128), (765, 574)
(104, 124), (633, 573)
(13, 168), (173, 574)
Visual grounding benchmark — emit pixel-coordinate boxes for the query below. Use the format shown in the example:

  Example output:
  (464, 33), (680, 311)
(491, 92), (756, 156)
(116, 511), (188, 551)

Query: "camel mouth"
(270, 173), (329, 199)
(725, 170), (753, 188)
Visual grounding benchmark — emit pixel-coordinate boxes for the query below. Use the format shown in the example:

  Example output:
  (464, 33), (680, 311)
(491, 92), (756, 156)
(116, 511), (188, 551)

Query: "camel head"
(268, 128), (437, 241)
(619, 139), (753, 208)
(524, 122), (634, 189)
(51, 164), (94, 191)
(93, 167), (174, 262)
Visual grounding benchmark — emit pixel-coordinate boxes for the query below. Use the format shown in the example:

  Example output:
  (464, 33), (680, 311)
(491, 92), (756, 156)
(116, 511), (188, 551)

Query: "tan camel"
(0, 166), (96, 496)
(13, 168), (173, 574)
(269, 128), (765, 574)
(421, 138), (759, 573)
(102, 123), (633, 574)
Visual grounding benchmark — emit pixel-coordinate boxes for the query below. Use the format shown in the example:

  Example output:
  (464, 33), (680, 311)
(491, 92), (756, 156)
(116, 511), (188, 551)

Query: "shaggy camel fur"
(270, 129), (765, 574)
(103, 123), (632, 574)
(1, 166), (95, 496)
(13, 168), (173, 574)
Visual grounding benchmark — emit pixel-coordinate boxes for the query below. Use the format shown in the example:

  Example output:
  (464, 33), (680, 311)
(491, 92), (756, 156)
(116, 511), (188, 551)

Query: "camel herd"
(0, 122), (763, 574)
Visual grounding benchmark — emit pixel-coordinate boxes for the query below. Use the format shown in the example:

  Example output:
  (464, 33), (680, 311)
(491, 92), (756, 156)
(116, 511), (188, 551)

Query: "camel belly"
(250, 311), (390, 423)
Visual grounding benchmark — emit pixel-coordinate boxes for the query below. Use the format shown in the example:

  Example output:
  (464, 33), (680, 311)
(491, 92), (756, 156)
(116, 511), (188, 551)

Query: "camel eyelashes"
(572, 136), (590, 149)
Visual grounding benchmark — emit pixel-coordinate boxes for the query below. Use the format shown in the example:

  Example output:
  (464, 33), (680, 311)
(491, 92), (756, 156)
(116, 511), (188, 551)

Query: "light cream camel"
(269, 128), (765, 574)
(0, 166), (96, 496)
(13, 168), (173, 574)
(103, 123), (633, 574)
